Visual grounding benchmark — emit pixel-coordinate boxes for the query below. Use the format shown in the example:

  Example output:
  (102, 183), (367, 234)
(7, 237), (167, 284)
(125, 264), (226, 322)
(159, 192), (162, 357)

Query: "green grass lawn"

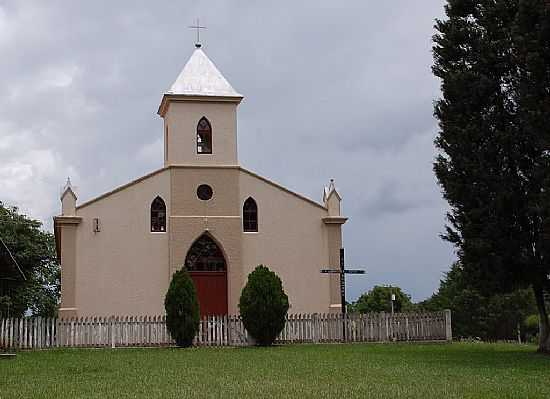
(1, 342), (549, 399)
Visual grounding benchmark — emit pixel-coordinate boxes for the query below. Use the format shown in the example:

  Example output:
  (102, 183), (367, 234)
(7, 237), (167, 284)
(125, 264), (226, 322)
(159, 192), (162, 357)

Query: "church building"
(54, 45), (347, 318)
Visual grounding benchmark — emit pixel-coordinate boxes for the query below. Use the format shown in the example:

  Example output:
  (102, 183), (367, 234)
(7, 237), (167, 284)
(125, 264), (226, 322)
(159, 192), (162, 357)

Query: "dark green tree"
(433, 0), (550, 352)
(239, 265), (289, 346)
(418, 262), (465, 313)
(164, 269), (200, 347)
(350, 285), (412, 314)
(419, 263), (537, 339)
(524, 314), (540, 342)
(0, 202), (59, 318)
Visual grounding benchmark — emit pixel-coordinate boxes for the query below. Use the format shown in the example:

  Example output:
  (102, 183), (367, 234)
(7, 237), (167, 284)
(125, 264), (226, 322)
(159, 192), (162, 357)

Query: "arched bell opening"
(196, 117), (212, 154)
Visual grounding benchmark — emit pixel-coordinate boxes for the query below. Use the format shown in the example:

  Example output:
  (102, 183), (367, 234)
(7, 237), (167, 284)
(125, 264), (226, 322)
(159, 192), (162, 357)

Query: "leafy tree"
(164, 269), (200, 347)
(485, 289), (538, 340)
(351, 285), (412, 314)
(433, 0), (550, 352)
(419, 262), (538, 340)
(239, 265), (289, 346)
(0, 202), (59, 318)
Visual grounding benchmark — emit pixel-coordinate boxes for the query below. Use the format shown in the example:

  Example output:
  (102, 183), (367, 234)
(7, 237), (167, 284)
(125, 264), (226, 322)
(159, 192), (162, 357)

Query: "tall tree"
(0, 202), (59, 318)
(433, 0), (550, 352)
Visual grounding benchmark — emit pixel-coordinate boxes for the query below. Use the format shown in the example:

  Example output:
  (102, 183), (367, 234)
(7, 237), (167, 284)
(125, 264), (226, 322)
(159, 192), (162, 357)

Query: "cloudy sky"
(0, 0), (455, 302)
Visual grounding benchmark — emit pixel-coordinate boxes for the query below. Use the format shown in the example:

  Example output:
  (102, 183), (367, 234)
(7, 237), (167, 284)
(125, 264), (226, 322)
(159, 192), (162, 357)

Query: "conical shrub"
(239, 265), (289, 346)
(164, 269), (200, 347)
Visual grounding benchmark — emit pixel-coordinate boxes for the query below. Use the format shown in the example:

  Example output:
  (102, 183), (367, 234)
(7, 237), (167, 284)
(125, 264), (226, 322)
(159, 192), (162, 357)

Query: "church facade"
(54, 46), (347, 318)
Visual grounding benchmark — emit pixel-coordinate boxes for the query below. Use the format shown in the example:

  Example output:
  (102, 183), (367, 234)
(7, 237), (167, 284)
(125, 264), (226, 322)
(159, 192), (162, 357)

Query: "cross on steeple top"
(188, 18), (207, 48)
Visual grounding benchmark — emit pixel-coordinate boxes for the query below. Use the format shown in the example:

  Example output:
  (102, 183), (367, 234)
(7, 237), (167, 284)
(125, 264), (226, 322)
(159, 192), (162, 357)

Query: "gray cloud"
(0, 0), (453, 301)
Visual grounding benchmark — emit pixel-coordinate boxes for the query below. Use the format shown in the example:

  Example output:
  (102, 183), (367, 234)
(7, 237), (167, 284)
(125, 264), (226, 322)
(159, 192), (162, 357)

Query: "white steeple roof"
(167, 48), (242, 98)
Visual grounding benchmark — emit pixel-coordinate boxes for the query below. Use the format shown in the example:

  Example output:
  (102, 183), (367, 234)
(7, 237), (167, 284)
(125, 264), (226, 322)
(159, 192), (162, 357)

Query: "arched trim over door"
(184, 233), (228, 316)
(185, 233), (226, 271)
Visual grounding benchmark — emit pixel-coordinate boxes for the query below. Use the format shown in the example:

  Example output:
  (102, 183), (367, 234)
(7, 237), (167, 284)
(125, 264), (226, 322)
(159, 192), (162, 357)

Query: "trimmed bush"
(164, 269), (200, 347)
(239, 265), (289, 346)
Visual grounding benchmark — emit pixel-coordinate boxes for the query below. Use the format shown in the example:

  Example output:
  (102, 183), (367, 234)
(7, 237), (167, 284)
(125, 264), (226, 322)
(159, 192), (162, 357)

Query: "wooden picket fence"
(0, 311), (451, 350)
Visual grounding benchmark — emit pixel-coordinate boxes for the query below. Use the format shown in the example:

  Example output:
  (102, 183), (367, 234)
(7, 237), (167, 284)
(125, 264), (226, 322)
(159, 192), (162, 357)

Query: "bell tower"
(158, 45), (243, 167)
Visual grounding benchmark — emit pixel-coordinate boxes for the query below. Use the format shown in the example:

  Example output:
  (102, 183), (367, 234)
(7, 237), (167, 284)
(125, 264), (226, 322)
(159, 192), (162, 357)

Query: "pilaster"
(325, 223), (344, 313)
(322, 179), (347, 313)
(55, 216), (81, 318)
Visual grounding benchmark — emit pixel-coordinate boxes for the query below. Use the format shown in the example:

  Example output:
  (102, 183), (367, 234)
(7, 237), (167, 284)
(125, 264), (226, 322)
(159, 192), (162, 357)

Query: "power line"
(0, 234), (27, 281)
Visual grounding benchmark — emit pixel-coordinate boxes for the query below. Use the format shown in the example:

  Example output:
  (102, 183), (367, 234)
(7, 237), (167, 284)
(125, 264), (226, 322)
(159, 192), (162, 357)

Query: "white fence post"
(445, 309), (452, 342)
(312, 313), (319, 344)
(110, 316), (116, 349)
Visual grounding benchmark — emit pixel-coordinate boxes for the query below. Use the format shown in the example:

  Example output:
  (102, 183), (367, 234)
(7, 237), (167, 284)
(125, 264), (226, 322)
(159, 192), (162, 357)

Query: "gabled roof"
(323, 179), (342, 203)
(75, 165), (328, 212)
(60, 177), (77, 200)
(167, 48), (242, 98)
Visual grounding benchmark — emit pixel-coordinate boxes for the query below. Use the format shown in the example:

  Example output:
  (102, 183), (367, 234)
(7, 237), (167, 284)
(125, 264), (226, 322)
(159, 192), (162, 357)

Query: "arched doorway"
(185, 233), (228, 316)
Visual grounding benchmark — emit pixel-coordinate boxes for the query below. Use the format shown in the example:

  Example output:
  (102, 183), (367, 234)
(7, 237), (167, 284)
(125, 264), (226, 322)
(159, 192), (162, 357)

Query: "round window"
(197, 184), (213, 201)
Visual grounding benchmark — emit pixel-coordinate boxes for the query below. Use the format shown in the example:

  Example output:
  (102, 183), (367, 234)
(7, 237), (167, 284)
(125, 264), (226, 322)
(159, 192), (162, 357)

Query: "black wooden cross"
(321, 248), (365, 315)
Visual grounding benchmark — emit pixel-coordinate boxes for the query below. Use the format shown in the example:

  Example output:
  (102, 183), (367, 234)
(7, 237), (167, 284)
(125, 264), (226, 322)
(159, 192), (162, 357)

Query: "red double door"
(190, 271), (228, 317)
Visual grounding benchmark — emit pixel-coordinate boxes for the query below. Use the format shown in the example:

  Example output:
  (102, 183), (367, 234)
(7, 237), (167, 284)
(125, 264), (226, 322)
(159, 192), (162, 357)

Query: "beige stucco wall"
(163, 101), (238, 166)
(169, 166), (243, 314)
(61, 165), (343, 316)
(239, 170), (334, 314)
(61, 191), (76, 216)
(73, 169), (171, 316)
(326, 193), (341, 217)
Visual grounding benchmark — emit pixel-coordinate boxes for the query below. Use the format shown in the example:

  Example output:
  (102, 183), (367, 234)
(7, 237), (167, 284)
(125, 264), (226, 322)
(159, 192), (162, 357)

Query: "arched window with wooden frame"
(196, 117), (212, 154)
(243, 197), (258, 232)
(150, 196), (166, 232)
